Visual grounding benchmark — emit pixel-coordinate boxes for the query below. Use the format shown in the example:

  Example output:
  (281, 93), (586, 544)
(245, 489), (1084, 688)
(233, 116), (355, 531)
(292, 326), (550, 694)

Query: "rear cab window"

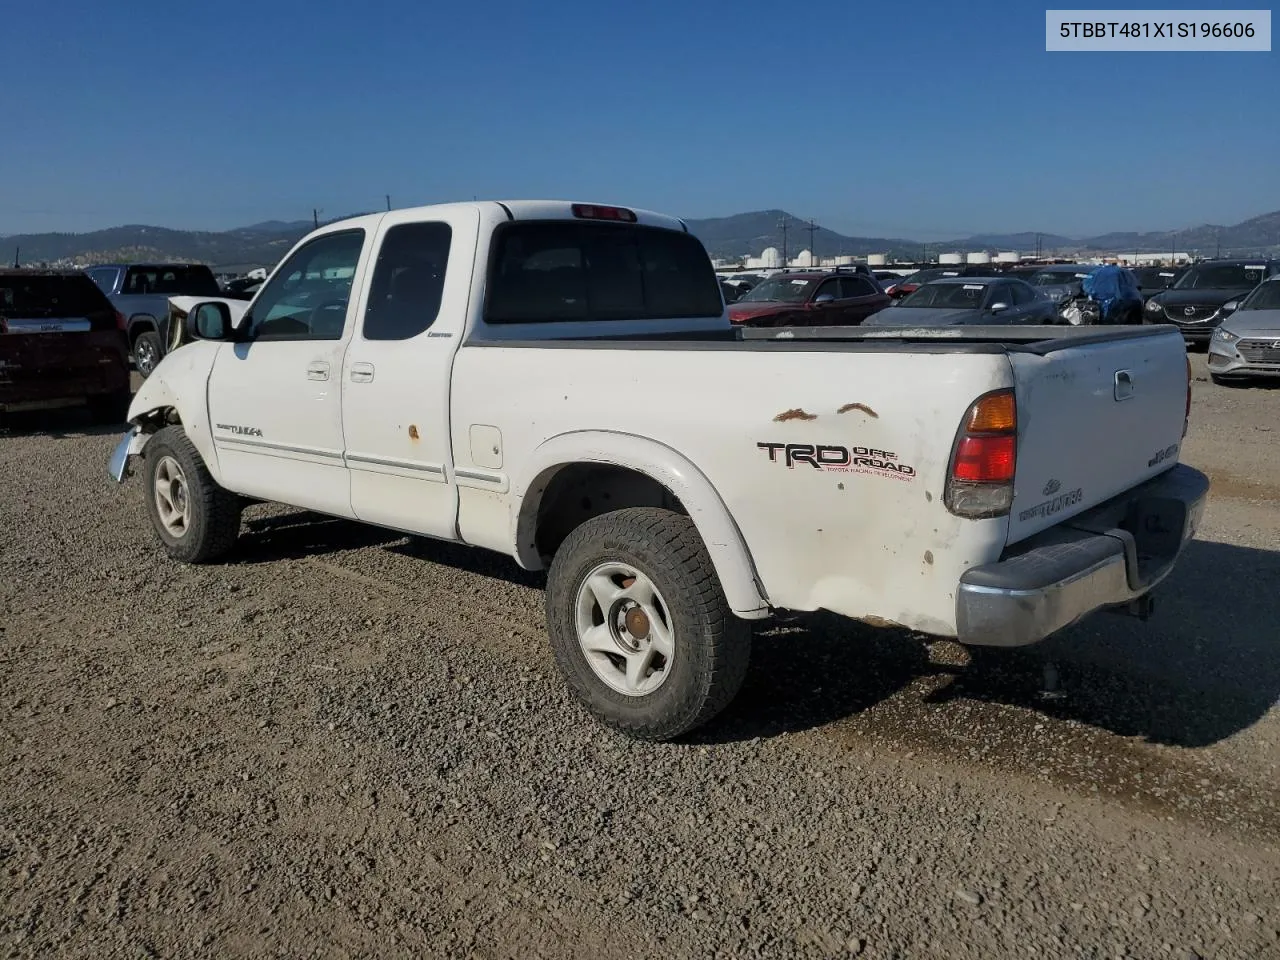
(0, 273), (117, 332)
(485, 222), (722, 324)
(123, 265), (220, 297)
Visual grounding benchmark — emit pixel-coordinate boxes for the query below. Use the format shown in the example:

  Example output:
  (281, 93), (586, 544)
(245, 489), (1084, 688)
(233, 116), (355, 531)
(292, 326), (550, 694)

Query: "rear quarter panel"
(450, 343), (1014, 636)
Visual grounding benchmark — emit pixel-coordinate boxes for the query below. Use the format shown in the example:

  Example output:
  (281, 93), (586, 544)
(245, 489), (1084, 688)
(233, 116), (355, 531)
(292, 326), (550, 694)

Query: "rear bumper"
(956, 464), (1209, 647)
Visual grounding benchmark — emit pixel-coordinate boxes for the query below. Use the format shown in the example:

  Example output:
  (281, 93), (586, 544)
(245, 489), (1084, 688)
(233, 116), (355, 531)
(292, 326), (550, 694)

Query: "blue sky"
(3, 0), (1276, 239)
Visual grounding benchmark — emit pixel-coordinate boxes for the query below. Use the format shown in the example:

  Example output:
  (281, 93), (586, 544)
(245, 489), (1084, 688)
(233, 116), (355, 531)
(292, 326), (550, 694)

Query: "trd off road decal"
(757, 442), (916, 482)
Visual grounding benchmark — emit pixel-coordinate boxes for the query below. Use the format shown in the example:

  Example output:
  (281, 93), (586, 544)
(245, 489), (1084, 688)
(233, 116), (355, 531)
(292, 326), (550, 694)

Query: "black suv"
(1143, 259), (1280, 343)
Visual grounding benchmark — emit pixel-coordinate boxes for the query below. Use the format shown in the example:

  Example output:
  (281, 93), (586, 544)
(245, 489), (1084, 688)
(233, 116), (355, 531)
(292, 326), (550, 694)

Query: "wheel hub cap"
(575, 562), (675, 697)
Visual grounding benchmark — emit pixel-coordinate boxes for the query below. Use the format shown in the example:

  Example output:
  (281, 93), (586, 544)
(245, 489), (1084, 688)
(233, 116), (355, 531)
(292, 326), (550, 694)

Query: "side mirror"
(814, 294), (836, 304)
(186, 301), (235, 341)
(988, 302), (1010, 314)
(1222, 299), (1240, 313)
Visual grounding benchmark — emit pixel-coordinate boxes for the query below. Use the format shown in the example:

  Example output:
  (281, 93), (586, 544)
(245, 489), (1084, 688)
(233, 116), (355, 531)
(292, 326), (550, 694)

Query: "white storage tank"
(866, 253), (887, 266)
(938, 252), (963, 265)
(834, 255), (856, 266)
(966, 251), (992, 264)
(995, 251), (1019, 263)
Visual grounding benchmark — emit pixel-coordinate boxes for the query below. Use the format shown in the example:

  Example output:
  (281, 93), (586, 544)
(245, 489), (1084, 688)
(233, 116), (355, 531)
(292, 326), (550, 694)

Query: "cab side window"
(814, 279), (841, 301)
(362, 222), (453, 340)
(246, 230), (365, 341)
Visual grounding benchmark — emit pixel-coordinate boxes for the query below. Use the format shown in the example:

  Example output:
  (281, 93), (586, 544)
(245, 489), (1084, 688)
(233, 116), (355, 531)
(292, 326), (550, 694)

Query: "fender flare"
(126, 313), (159, 341)
(123, 343), (223, 484)
(512, 430), (770, 619)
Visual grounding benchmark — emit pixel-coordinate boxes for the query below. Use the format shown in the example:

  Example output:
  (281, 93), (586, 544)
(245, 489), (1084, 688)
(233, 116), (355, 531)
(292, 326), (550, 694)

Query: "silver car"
(1206, 277), (1280, 384)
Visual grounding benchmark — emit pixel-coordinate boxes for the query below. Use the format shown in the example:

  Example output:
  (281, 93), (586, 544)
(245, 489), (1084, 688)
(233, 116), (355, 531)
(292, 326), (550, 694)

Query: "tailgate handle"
(1113, 369), (1134, 401)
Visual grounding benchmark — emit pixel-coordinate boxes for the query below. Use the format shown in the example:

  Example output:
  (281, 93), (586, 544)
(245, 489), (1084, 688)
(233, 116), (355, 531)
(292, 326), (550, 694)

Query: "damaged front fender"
(108, 426), (148, 483)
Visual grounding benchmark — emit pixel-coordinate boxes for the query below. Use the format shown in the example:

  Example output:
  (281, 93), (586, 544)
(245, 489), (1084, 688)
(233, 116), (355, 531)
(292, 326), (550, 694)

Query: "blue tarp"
(1082, 265), (1143, 322)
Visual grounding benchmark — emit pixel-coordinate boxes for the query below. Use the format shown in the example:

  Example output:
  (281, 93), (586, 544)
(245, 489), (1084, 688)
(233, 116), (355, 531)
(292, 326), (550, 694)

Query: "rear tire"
(133, 330), (163, 379)
(143, 426), (242, 563)
(545, 507), (752, 741)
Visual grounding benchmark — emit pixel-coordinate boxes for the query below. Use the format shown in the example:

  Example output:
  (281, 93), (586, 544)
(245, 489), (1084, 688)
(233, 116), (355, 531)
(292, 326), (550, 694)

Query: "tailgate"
(1006, 328), (1188, 546)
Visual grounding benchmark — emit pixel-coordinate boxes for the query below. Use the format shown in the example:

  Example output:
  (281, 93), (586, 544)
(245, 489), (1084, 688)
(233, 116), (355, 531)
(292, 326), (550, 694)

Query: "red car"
(726, 271), (890, 326)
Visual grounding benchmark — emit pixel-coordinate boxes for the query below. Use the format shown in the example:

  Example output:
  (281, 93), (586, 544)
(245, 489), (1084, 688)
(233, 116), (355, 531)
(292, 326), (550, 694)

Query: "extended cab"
(86, 263), (222, 378)
(108, 201), (1208, 740)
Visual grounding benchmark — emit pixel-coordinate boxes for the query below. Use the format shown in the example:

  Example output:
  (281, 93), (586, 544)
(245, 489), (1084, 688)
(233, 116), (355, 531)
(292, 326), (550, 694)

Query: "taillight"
(115, 310), (127, 331)
(571, 203), (637, 223)
(945, 389), (1017, 519)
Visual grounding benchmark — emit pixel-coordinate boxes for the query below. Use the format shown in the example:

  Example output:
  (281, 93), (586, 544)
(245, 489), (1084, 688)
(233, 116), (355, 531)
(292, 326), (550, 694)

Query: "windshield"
(0, 274), (113, 318)
(1028, 269), (1091, 287)
(898, 282), (990, 309)
(1241, 279), (1280, 311)
(1174, 264), (1269, 290)
(900, 268), (952, 286)
(1132, 267), (1181, 289)
(736, 276), (818, 303)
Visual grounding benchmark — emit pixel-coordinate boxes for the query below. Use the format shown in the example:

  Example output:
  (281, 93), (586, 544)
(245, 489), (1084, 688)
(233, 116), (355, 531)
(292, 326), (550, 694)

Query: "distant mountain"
(237, 219), (313, 234)
(1081, 210), (1280, 256)
(684, 210), (924, 260)
(8, 206), (1279, 271)
(940, 232), (1075, 252)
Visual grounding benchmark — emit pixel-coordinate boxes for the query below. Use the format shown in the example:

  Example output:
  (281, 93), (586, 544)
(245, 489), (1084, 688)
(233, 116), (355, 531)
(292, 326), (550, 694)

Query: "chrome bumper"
(108, 426), (142, 483)
(956, 464), (1209, 647)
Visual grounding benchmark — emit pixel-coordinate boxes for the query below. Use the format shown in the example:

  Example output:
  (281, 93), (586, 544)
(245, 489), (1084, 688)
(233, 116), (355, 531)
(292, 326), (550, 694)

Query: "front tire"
(133, 330), (162, 379)
(545, 507), (752, 741)
(143, 426), (242, 563)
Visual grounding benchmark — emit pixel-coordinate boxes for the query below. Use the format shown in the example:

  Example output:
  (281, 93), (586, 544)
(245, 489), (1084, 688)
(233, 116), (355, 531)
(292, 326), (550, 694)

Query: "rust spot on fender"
(924, 550), (934, 565)
(774, 408), (817, 422)
(836, 402), (878, 418)
(408, 424), (419, 440)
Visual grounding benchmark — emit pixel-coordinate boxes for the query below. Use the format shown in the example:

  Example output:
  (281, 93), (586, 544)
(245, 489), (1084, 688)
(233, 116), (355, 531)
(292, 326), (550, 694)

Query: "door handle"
(350, 362), (375, 384)
(307, 361), (330, 381)
(1114, 369), (1134, 401)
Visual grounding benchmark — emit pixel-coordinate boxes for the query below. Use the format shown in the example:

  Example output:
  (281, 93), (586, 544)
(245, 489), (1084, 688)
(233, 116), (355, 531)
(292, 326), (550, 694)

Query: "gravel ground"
(2, 354), (1278, 959)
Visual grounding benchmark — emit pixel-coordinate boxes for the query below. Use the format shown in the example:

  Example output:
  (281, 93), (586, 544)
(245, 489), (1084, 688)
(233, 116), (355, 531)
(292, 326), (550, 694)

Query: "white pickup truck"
(108, 200), (1208, 740)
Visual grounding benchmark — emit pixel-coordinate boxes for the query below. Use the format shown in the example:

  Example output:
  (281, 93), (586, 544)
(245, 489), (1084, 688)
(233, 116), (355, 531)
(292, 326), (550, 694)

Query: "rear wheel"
(545, 507), (752, 741)
(143, 426), (242, 563)
(133, 330), (162, 379)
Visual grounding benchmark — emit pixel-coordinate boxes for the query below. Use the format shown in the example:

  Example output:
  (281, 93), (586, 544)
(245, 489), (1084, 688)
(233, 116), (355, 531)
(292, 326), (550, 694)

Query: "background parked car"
(882, 265), (994, 299)
(864, 276), (1056, 326)
(1143, 259), (1280, 344)
(0, 270), (131, 423)
(1131, 265), (1186, 301)
(1024, 264), (1094, 311)
(85, 262), (222, 378)
(727, 270), (889, 326)
(1206, 277), (1280, 384)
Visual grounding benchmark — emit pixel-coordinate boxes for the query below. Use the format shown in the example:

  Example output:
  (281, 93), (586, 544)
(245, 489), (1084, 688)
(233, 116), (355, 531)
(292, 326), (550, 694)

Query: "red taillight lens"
(571, 203), (637, 222)
(952, 435), (1016, 483)
(115, 310), (127, 331)
(946, 388), (1018, 518)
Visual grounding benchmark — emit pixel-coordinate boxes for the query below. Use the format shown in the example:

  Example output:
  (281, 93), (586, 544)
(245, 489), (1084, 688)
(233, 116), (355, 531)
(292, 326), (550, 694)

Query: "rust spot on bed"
(924, 550), (934, 565)
(408, 424), (419, 440)
(774, 408), (817, 422)
(837, 402), (878, 418)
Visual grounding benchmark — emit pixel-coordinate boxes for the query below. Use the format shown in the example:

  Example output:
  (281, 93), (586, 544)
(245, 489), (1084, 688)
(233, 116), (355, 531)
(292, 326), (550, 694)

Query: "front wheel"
(545, 507), (752, 741)
(143, 426), (242, 563)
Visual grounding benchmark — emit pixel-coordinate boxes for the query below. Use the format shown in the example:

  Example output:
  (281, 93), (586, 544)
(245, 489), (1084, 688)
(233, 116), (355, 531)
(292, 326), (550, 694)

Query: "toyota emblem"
(1184, 306), (1196, 317)
(1273, 340), (1280, 350)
